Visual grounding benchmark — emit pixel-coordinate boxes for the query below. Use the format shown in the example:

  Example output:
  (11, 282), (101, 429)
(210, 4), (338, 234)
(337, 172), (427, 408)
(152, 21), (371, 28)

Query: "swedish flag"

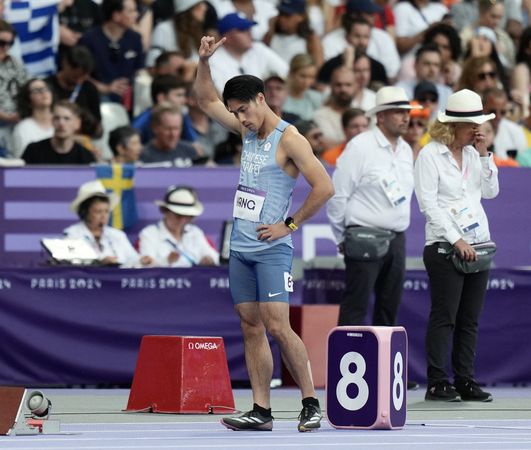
(95, 164), (138, 230)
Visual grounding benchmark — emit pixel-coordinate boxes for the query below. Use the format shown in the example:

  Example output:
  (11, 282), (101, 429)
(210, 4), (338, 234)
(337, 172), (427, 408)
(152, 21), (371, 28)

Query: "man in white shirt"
(208, 12), (288, 94)
(322, 0), (400, 80)
(396, 43), (452, 116)
(482, 87), (528, 161)
(327, 86), (420, 328)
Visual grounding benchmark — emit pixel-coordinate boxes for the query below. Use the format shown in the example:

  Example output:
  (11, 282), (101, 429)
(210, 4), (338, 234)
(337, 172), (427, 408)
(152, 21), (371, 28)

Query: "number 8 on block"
(326, 326), (408, 429)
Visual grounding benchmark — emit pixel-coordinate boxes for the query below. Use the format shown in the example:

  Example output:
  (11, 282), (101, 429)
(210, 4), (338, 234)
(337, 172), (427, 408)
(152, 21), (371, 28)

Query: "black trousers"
(423, 243), (490, 384)
(338, 232), (406, 326)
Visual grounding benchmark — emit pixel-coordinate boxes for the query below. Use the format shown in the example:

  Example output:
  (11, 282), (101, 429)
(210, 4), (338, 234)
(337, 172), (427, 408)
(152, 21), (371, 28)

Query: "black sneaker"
(454, 378), (493, 402)
(298, 404), (322, 432)
(221, 410), (273, 431)
(425, 380), (462, 402)
(407, 380), (419, 391)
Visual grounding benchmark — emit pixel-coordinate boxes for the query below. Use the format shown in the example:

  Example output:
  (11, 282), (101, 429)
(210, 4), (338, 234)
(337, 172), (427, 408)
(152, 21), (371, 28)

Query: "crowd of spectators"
(0, 0), (529, 167)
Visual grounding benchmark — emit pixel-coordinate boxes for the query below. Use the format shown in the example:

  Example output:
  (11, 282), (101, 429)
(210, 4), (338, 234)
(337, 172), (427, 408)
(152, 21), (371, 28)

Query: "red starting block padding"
(126, 336), (235, 414)
(326, 326), (408, 430)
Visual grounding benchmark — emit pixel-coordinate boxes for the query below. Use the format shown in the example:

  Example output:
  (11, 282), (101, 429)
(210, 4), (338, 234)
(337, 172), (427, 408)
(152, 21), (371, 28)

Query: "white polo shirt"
(327, 127), (415, 244)
(414, 141), (499, 246)
(139, 220), (219, 268)
(322, 27), (400, 79)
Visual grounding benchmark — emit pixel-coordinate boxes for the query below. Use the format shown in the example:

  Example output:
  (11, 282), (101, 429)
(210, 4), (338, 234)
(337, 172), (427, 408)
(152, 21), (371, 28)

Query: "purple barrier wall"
(0, 266), (281, 386)
(303, 268), (531, 384)
(0, 167), (530, 267)
(0, 265), (528, 386)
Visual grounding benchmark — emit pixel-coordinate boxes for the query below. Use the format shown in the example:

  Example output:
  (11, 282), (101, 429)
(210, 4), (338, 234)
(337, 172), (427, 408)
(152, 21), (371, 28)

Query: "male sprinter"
(194, 36), (334, 432)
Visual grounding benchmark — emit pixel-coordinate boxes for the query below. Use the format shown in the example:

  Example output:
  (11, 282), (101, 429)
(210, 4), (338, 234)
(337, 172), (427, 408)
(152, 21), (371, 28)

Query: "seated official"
(22, 101), (96, 165)
(64, 179), (152, 267)
(139, 104), (201, 167)
(139, 186), (219, 267)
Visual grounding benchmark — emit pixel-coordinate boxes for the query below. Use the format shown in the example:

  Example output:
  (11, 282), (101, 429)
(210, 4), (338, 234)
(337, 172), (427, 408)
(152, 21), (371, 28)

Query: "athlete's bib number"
(233, 184), (266, 222)
(335, 350), (404, 411)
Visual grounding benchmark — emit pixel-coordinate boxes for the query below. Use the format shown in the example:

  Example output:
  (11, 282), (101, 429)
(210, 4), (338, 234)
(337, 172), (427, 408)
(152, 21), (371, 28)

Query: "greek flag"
(5, 0), (60, 76)
(95, 164), (139, 230)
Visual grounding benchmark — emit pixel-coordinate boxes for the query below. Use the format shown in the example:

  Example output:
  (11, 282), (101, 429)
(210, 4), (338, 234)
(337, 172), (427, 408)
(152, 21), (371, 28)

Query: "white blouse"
(414, 141), (499, 246)
(63, 222), (142, 267)
(139, 220), (219, 268)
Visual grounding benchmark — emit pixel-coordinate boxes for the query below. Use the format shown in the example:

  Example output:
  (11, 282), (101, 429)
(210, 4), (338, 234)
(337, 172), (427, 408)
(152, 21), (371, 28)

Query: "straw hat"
(155, 186), (204, 217)
(70, 180), (119, 214)
(366, 86), (422, 116)
(437, 89), (495, 124)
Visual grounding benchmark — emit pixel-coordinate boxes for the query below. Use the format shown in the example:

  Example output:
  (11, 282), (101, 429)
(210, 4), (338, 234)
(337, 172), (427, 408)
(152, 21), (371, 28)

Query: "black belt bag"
(439, 241), (497, 274)
(343, 226), (396, 261)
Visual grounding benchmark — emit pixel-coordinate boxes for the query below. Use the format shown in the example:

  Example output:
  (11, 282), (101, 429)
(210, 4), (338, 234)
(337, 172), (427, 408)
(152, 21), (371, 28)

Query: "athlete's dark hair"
(222, 75), (264, 106)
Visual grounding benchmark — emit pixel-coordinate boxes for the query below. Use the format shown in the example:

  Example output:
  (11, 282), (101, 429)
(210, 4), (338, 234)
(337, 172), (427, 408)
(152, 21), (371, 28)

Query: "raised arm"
(193, 36), (241, 134)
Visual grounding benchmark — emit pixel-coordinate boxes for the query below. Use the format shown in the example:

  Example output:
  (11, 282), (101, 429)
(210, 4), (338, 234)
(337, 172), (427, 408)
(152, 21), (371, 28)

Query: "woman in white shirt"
(146, 0), (207, 67)
(139, 186), (219, 267)
(414, 89), (499, 403)
(64, 180), (150, 268)
(11, 78), (54, 158)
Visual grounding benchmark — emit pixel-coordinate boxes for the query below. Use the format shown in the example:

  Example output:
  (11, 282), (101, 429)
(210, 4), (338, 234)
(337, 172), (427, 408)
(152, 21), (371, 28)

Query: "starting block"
(326, 326), (408, 429)
(126, 335), (235, 414)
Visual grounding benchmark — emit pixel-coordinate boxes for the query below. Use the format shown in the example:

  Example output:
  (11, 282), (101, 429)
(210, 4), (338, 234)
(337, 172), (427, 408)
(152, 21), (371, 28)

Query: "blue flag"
(95, 164), (138, 230)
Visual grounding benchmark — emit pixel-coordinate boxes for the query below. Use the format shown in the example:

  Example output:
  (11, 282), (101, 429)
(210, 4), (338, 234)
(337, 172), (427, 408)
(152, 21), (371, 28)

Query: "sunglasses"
(0, 39), (14, 48)
(478, 71), (497, 80)
(409, 120), (426, 128)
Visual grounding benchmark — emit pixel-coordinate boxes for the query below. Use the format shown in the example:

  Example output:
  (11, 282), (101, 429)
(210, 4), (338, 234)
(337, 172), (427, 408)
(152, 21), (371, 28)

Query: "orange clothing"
(322, 142), (347, 167)
(493, 154), (519, 167)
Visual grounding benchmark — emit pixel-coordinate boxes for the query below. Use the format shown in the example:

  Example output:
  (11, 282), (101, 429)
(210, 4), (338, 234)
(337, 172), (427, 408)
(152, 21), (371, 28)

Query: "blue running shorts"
(229, 244), (294, 304)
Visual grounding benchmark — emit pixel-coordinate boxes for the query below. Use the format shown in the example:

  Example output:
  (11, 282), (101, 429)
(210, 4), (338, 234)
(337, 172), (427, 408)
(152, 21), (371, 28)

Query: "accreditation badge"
(233, 185), (266, 222)
(447, 200), (480, 234)
(380, 173), (406, 207)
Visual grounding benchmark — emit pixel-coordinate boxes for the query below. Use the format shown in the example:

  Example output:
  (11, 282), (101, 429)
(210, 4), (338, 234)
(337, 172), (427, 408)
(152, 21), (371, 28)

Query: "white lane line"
(2, 432), (531, 442)
(1, 441), (531, 450)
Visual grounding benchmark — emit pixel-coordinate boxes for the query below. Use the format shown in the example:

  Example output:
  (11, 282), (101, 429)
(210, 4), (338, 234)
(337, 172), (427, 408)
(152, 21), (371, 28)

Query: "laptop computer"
(41, 238), (100, 266)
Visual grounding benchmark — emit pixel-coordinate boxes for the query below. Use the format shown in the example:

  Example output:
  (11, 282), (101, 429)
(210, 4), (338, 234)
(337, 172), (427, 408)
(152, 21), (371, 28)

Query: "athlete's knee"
(240, 317), (265, 338)
(265, 320), (291, 342)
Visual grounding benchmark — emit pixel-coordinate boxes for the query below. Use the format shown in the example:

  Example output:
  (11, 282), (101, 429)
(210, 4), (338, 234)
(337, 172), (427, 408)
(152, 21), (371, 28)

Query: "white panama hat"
(70, 180), (119, 214)
(437, 89), (495, 124)
(366, 86), (422, 116)
(155, 186), (204, 217)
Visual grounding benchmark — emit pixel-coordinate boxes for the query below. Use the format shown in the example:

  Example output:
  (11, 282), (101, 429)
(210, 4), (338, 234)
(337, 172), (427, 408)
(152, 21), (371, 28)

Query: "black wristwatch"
(284, 216), (298, 231)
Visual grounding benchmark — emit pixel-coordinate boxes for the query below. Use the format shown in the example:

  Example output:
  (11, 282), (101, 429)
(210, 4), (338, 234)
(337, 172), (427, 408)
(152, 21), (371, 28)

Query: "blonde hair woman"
(283, 53), (323, 120)
(415, 89), (499, 403)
